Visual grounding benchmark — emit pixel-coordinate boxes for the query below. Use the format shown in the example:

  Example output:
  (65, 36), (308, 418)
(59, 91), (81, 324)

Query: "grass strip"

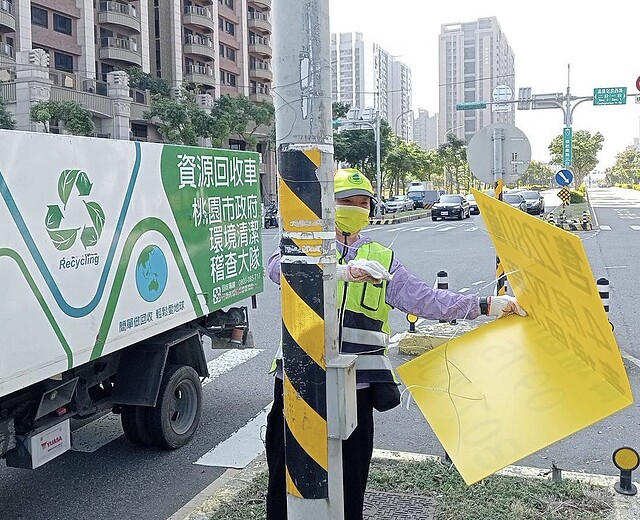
(206, 459), (613, 520)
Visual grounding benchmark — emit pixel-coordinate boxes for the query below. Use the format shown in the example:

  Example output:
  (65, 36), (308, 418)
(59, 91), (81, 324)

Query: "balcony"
(183, 34), (215, 59)
(0, 0), (15, 32)
(248, 36), (271, 58)
(97, 1), (141, 33)
(183, 5), (215, 31)
(249, 62), (272, 81)
(99, 37), (142, 66)
(183, 64), (215, 87)
(247, 11), (271, 33)
(0, 41), (14, 64)
(249, 84), (271, 103)
(249, 0), (271, 9)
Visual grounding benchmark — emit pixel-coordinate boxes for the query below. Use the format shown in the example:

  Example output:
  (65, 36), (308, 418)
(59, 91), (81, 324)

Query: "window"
(31, 6), (48, 27)
(53, 13), (72, 35)
(219, 0), (234, 8)
(54, 51), (73, 72)
(218, 18), (235, 36)
(220, 70), (236, 87)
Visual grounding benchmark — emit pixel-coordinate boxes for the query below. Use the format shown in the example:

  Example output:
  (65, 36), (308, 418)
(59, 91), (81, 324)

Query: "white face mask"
(335, 205), (370, 235)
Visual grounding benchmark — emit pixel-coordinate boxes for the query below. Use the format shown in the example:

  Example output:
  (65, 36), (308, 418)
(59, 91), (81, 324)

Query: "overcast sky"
(328, 0), (640, 169)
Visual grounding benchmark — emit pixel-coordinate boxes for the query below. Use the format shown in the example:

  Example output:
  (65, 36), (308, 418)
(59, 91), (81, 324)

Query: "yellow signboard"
(397, 189), (633, 485)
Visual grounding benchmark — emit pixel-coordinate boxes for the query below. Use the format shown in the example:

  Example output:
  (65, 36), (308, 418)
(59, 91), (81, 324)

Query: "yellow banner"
(397, 189), (633, 484)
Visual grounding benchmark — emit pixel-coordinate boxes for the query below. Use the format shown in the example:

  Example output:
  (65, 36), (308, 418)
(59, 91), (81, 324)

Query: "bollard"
(437, 271), (456, 324)
(547, 213), (555, 226)
(406, 313), (418, 333)
(597, 277), (614, 331)
(613, 447), (639, 496)
(581, 210), (591, 231)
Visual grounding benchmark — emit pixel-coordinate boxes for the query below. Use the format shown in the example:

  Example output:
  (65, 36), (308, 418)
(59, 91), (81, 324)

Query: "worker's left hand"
(488, 295), (527, 318)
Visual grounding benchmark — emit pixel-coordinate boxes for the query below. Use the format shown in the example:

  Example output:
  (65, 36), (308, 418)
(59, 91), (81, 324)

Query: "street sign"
(467, 124), (531, 185)
(455, 101), (487, 110)
(563, 127), (573, 167)
(593, 87), (627, 106)
(492, 85), (513, 113)
(531, 93), (564, 110)
(517, 87), (532, 110)
(555, 169), (574, 186)
(636, 95), (640, 104)
(558, 186), (571, 204)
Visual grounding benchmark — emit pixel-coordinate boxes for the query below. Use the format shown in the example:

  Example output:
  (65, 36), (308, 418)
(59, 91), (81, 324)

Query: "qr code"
(212, 286), (222, 304)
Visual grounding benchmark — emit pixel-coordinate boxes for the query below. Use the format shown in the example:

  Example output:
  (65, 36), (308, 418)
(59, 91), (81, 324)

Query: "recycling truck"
(0, 129), (264, 469)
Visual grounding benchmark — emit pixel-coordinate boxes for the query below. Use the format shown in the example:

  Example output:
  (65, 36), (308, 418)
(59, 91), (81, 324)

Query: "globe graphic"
(135, 245), (168, 302)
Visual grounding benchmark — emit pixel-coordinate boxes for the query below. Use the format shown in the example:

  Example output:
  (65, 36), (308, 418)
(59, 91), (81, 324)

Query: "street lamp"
(394, 109), (414, 140)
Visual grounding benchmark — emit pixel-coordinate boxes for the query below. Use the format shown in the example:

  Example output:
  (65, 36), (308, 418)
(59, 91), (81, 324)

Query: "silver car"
(384, 195), (414, 213)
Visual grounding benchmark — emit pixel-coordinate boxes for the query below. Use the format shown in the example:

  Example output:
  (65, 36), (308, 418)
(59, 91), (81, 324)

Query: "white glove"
(488, 295), (527, 318)
(335, 259), (392, 283)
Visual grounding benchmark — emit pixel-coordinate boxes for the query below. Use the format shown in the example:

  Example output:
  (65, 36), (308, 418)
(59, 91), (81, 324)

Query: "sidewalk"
(170, 449), (640, 520)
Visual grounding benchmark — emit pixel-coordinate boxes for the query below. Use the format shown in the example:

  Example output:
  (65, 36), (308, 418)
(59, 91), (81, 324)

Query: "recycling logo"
(45, 169), (106, 251)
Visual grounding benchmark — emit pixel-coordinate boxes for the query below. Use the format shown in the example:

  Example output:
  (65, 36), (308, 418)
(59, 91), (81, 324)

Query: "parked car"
(502, 192), (527, 212)
(385, 195), (414, 213)
(466, 193), (479, 214)
(520, 190), (545, 215)
(431, 194), (470, 221)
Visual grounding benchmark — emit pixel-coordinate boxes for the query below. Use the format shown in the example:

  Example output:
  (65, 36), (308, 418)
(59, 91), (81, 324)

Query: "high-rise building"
(331, 33), (413, 140)
(438, 16), (515, 145)
(413, 109), (438, 151)
(331, 31), (366, 111)
(0, 0), (276, 198)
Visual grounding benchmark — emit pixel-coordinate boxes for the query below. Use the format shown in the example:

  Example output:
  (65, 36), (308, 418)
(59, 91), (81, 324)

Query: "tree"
(30, 100), (95, 136)
(333, 119), (393, 183)
(210, 95), (274, 150)
(0, 97), (16, 130)
(437, 134), (468, 193)
(609, 146), (640, 185)
(143, 91), (218, 145)
(332, 101), (350, 119)
(125, 67), (171, 97)
(518, 159), (554, 187)
(383, 137), (438, 194)
(548, 130), (604, 187)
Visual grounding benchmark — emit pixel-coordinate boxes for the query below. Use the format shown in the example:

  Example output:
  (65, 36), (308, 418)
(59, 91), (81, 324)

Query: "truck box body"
(0, 130), (264, 399)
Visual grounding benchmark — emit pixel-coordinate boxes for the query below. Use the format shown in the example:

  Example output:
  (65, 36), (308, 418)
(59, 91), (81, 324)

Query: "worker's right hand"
(488, 295), (527, 318)
(336, 259), (391, 284)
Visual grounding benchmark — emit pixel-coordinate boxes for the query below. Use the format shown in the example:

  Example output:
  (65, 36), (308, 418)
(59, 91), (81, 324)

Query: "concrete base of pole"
(397, 321), (484, 356)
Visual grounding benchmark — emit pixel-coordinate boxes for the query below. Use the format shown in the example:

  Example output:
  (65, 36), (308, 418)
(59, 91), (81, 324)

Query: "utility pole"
(273, 1), (355, 519)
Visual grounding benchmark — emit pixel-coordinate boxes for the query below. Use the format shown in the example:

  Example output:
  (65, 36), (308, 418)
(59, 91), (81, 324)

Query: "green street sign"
(455, 101), (487, 110)
(563, 127), (573, 167)
(593, 87), (627, 106)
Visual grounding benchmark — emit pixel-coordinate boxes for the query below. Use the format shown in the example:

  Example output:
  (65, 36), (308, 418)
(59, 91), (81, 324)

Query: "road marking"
(600, 225), (612, 230)
(71, 349), (263, 453)
(464, 227), (478, 232)
(472, 280), (486, 286)
(631, 226), (640, 231)
(621, 351), (640, 370)
(195, 403), (272, 468)
(458, 288), (470, 293)
(437, 226), (455, 232)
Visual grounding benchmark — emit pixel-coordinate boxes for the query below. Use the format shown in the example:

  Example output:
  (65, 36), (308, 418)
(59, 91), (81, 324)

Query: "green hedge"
(570, 190), (585, 203)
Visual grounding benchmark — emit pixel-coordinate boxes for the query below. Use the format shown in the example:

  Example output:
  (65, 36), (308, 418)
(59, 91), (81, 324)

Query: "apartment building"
(0, 0), (276, 198)
(413, 108), (438, 151)
(438, 16), (515, 145)
(331, 32), (413, 140)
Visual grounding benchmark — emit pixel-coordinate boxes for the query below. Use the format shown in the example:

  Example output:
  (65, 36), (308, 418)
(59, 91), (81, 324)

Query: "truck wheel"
(121, 405), (154, 447)
(150, 364), (202, 449)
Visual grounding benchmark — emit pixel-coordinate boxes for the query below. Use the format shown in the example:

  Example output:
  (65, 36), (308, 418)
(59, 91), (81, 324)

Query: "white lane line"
(472, 280), (486, 286)
(622, 351), (640, 369)
(630, 225), (640, 231)
(195, 403), (272, 468)
(71, 349), (263, 453)
(437, 226), (455, 232)
(600, 225), (612, 230)
(464, 227), (478, 232)
(458, 288), (470, 293)
(385, 226), (407, 232)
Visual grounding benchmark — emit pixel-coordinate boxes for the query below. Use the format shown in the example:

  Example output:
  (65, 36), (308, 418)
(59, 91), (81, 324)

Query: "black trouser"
(265, 377), (374, 520)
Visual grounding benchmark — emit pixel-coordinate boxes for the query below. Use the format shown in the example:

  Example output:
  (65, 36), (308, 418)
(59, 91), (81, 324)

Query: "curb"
(370, 211), (429, 225)
(171, 449), (640, 520)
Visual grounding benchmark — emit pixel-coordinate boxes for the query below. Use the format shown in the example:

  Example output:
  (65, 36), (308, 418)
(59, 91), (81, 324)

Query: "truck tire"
(121, 405), (154, 447)
(150, 364), (202, 449)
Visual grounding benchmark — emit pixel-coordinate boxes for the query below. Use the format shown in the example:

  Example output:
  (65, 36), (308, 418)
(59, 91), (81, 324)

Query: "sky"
(328, 0), (640, 170)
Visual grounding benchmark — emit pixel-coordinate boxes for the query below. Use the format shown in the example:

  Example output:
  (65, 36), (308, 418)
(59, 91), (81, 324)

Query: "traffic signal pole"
(273, 1), (353, 519)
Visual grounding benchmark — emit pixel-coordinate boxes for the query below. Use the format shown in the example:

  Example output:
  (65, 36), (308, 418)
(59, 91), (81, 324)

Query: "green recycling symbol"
(45, 169), (106, 251)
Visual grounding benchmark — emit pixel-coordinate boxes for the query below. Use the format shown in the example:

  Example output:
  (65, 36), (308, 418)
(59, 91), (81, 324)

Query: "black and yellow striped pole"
(274, 1), (343, 518)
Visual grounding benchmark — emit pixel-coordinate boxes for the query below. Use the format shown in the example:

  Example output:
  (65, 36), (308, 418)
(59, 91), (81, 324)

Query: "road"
(1, 187), (638, 519)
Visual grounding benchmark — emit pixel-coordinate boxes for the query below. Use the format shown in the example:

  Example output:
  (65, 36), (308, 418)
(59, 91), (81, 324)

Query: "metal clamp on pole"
(326, 355), (358, 440)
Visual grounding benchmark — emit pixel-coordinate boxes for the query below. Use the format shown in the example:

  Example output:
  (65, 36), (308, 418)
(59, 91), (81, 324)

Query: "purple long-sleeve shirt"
(267, 235), (481, 321)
